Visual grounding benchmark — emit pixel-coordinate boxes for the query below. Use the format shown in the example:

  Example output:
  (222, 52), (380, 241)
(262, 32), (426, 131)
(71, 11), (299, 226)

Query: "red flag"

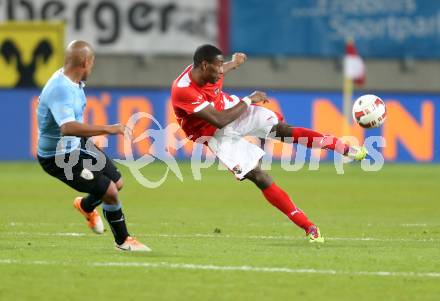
(344, 40), (365, 86)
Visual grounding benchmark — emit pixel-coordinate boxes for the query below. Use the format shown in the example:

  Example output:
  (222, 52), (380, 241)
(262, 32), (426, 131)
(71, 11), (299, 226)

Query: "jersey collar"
(60, 68), (86, 89)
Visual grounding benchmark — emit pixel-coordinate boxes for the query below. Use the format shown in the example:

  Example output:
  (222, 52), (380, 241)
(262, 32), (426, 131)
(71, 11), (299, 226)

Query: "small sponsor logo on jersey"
(214, 88), (220, 95)
(232, 165), (242, 174)
(80, 168), (94, 180)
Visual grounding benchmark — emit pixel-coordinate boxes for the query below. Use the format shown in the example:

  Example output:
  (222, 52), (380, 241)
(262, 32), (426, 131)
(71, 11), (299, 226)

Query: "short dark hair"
(193, 44), (223, 67)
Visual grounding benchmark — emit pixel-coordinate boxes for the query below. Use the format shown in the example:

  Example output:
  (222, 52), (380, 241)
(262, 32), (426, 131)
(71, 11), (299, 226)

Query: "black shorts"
(38, 139), (121, 199)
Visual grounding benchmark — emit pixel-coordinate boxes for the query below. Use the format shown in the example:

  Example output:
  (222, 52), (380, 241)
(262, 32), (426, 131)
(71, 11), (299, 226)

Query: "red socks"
(262, 182), (314, 231)
(291, 127), (349, 155)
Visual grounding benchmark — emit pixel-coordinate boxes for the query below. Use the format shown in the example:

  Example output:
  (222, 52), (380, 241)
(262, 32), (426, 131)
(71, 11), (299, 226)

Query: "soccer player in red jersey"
(171, 45), (367, 243)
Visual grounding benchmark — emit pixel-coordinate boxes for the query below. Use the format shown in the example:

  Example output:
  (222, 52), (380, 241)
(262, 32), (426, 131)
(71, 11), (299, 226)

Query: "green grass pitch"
(1, 161), (439, 301)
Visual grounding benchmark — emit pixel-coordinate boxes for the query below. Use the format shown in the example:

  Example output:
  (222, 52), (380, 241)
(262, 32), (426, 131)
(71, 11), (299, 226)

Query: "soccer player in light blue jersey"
(37, 40), (150, 251)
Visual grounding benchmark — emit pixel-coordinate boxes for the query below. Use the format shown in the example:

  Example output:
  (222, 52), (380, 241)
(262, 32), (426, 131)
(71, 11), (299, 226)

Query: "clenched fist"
(248, 91), (269, 104)
(232, 52), (247, 69)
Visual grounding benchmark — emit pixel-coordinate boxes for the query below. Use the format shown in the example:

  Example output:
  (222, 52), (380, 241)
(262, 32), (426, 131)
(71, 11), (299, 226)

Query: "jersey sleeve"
(47, 87), (76, 126)
(173, 88), (210, 114)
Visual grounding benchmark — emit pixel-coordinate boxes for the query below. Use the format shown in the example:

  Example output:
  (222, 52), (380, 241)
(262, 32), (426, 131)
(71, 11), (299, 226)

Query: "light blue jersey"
(37, 69), (86, 157)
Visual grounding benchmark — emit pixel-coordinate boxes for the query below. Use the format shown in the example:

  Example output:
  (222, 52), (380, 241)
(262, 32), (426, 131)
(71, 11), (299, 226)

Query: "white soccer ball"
(352, 94), (387, 128)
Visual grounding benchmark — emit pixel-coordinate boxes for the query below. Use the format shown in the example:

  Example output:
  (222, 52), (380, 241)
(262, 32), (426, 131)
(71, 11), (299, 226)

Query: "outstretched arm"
(60, 122), (130, 137)
(194, 91), (268, 129)
(223, 53), (247, 74)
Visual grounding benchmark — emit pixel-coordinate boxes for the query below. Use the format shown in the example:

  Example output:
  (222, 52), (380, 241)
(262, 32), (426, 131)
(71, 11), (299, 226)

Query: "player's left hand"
(232, 52), (247, 68)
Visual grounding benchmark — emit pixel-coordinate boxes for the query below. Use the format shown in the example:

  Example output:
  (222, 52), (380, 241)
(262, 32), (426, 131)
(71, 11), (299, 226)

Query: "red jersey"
(171, 65), (230, 141)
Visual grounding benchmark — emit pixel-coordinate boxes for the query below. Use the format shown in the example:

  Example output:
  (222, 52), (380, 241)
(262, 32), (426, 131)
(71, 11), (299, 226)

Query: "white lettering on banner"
(0, 0), (217, 54)
(290, 0), (440, 43)
(292, 0), (417, 17)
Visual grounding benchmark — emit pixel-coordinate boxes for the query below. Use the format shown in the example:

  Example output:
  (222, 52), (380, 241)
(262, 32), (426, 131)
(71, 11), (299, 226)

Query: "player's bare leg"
(115, 178), (124, 190)
(271, 123), (367, 161)
(244, 165), (324, 243)
(100, 181), (151, 251)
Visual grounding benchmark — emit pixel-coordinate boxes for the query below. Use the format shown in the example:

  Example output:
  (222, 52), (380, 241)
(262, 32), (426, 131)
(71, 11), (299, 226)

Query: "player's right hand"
(248, 91), (269, 104)
(107, 123), (132, 138)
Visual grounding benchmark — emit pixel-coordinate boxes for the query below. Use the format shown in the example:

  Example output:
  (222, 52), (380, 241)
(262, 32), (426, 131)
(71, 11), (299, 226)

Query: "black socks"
(80, 195), (102, 213)
(103, 208), (129, 245)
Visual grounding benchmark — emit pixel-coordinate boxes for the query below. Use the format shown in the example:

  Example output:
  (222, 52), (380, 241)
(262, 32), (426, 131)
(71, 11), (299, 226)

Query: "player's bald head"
(64, 40), (94, 68)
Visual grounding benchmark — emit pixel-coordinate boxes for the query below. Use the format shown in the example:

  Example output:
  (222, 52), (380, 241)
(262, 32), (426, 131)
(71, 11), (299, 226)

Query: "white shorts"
(207, 103), (279, 179)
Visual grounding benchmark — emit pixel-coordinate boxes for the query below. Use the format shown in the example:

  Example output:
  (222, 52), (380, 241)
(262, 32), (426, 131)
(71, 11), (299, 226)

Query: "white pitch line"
(367, 223), (431, 227)
(0, 259), (439, 279)
(137, 233), (439, 243)
(94, 262), (440, 278)
(54, 233), (85, 237)
(7, 222), (436, 227)
(400, 224), (428, 227)
(1, 232), (438, 243)
(56, 232), (85, 237)
(0, 232), (85, 237)
(8, 222), (83, 227)
(6, 222), (136, 227)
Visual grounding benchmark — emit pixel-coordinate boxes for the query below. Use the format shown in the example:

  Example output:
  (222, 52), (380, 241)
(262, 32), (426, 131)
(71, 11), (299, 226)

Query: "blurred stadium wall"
(0, 0), (439, 162)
